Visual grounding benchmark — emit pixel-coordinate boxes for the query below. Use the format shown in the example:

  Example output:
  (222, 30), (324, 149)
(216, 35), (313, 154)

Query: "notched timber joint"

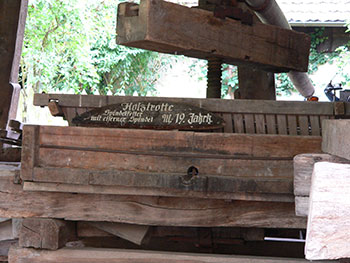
(120, 3), (139, 17)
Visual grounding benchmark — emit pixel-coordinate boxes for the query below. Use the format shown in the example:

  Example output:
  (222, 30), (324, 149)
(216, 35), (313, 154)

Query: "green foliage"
(21, 0), (170, 96)
(221, 64), (238, 98)
(275, 27), (340, 96)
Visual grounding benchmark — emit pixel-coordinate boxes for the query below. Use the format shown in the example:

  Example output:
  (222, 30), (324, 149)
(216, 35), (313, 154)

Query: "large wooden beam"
(322, 120), (350, 161)
(0, 172), (306, 229)
(0, 0), (28, 130)
(116, 0), (310, 73)
(8, 247), (330, 263)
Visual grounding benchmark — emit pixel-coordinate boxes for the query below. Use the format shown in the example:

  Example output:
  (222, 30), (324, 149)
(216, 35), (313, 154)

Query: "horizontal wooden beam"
(34, 125), (322, 159)
(23, 181), (295, 203)
(30, 167), (294, 195)
(0, 173), (305, 228)
(33, 94), (340, 116)
(8, 247), (327, 263)
(116, 0), (310, 72)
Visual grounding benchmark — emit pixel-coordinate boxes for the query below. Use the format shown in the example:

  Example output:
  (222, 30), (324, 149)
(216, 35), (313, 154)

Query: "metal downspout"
(245, 0), (315, 98)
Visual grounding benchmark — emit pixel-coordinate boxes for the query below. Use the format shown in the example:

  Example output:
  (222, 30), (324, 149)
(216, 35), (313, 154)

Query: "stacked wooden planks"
(21, 125), (322, 207)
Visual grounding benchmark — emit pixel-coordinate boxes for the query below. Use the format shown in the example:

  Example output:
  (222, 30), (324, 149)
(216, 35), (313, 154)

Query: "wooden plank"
(0, 0), (28, 130)
(276, 115), (287, 135)
(0, 174), (306, 228)
(8, 246), (326, 263)
(243, 114), (255, 133)
(322, 120), (350, 160)
(31, 167), (294, 195)
(298, 116), (309, 136)
(36, 126), (322, 159)
(265, 115), (276, 134)
(88, 222), (149, 245)
(233, 114), (244, 133)
(305, 162), (350, 260)
(309, 116), (321, 136)
(117, 0), (310, 72)
(20, 125), (39, 181)
(287, 115), (297, 135)
(293, 153), (349, 196)
(222, 113), (233, 133)
(36, 148), (294, 178)
(23, 182), (295, 203)
(255, 114), (266, 134)
(33, 94), (337, 116)
(19, 218), (76, 250)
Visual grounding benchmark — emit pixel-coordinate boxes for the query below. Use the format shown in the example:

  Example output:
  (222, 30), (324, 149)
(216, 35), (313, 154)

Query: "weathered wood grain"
(117, 0), (310, 72)
(19, 218), (76, 250)
(36, 149), (294, 178)
(322, 119), (350, 160)
(8, 247), (326, 263)
(298, 116), (309, 136)
(293, 153), (349, 196)
(305, 162), (350, 260)
(20, 125), (39, 181)
(36, 126), (322, 158)
(30, 167), (294, 195)
(23, 181), (295, 203)
(0, 174), (306, 228)
(309, 116), (321, 136)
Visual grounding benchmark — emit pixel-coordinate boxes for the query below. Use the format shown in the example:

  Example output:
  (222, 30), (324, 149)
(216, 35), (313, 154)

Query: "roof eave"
(290, 22), (348, 27)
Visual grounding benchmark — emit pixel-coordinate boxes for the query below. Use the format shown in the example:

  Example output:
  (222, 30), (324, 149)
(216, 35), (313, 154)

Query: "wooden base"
(8, 246), (330, 263)
(0, 166), (306, 228)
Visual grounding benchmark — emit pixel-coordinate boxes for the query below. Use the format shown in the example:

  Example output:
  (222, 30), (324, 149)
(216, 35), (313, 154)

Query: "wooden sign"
(72, 101), (225, 130)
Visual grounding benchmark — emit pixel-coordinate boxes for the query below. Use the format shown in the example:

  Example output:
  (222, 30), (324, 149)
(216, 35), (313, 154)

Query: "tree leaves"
(21, 0), (169, 96)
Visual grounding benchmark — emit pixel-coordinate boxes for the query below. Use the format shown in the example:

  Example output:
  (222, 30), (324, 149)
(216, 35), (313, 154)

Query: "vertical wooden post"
(236, 66), (276, 100)
(0, 0), (28, 131)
